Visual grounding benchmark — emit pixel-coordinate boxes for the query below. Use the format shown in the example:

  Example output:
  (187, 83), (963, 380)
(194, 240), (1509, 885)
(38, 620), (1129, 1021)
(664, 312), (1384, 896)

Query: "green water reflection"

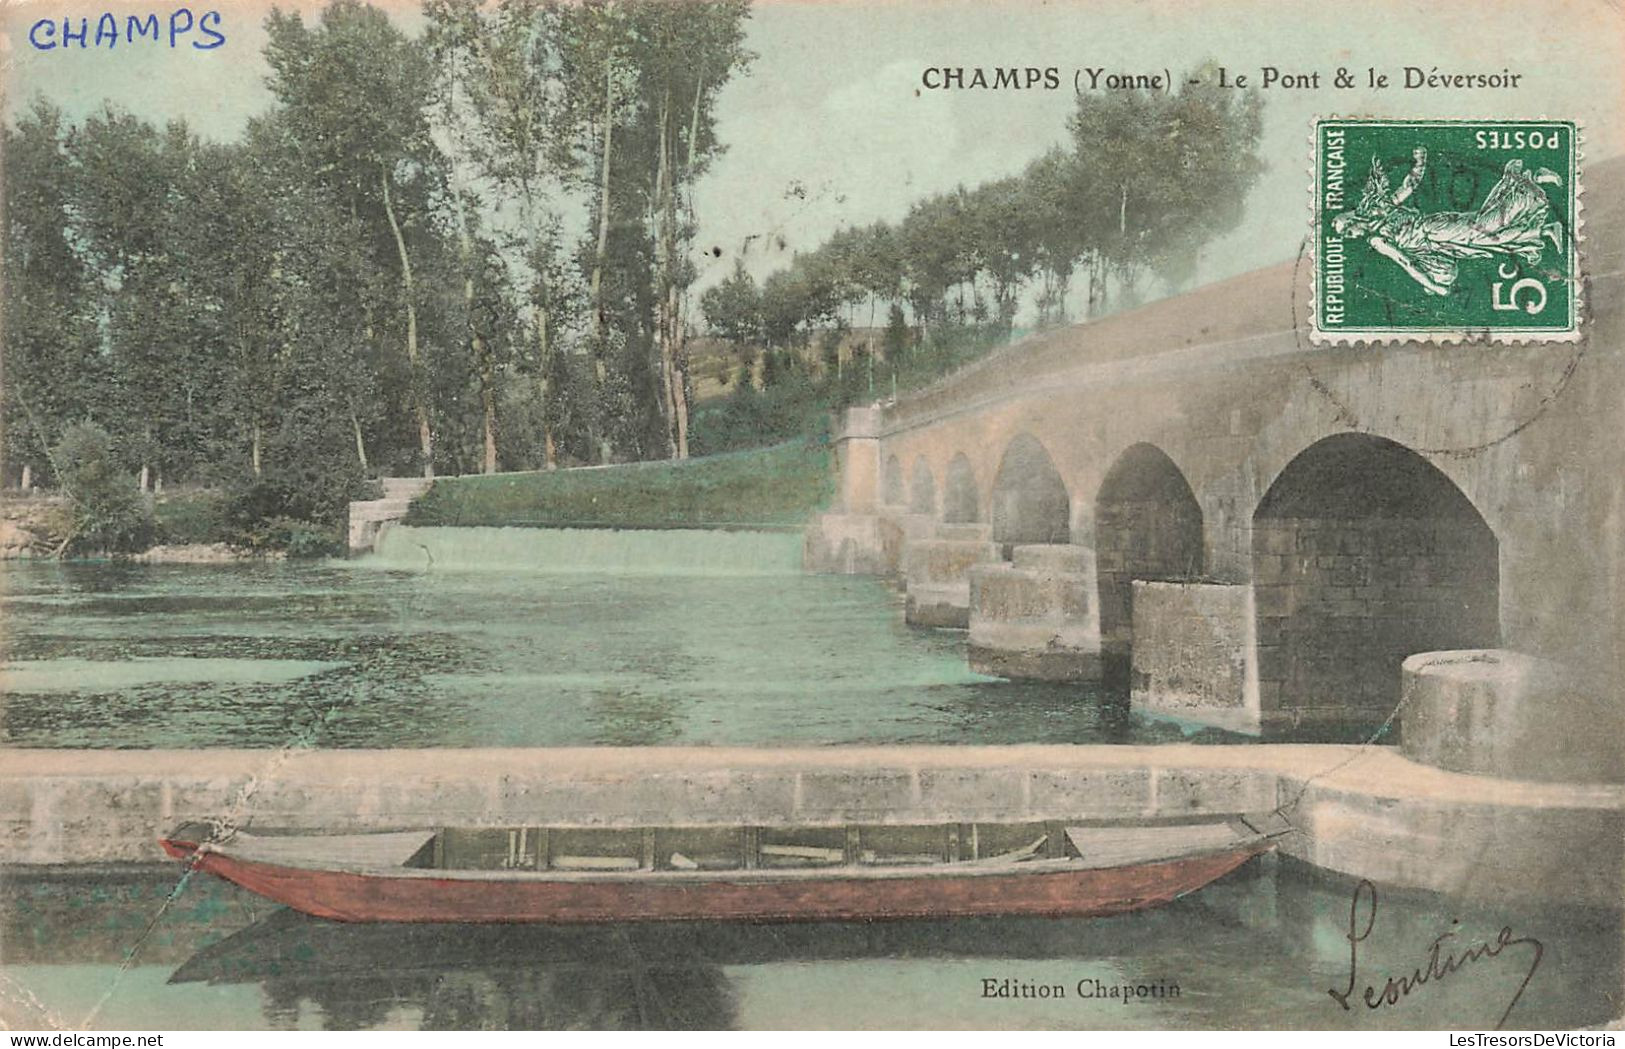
(0, 542), (1231, 748)
(1, 862), (1617, 1029)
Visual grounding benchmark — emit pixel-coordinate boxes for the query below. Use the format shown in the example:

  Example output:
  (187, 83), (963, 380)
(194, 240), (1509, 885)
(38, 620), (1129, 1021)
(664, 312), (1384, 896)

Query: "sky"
(4, 0), (1621, 308)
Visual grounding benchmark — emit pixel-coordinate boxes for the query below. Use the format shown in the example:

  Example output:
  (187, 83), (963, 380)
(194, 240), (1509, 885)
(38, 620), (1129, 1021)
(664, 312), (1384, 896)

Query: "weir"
(365, 524), (805, 576)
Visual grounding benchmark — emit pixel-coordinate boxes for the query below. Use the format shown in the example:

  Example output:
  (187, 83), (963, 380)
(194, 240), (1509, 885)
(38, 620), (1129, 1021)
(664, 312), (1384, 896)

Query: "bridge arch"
(990, 433), (1071, 549)
(909, 458), (937, 516)
(882, 455), (905, 507)
(1094, 443), (1205, 684)
(1252, 433), (1500, 741)
(943, 454), (981, 523)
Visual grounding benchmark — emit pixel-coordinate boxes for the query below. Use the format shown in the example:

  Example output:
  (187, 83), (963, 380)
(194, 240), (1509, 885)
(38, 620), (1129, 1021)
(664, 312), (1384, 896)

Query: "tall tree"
(630, 0), (752, 459)
(556, 0), (638, 460)
(426, 0), (564, 473)
(1020, 148), (1085, 329)
(555, 0), (752, 462)
(848, 221), (904, 359)
(1, 101), (103, 488)
(965, 177), (1035, 337)
(188, 116), (383, 484)
(70, 106), (194, 491)
(1066, 73), (1263, 313)
(265, 0), (446, 476)
(701, 259), (762, 383)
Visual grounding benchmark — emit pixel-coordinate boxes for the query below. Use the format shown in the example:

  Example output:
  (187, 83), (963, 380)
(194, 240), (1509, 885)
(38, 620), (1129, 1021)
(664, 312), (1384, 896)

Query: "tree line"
(700, 73), (1264, 411)
(3, 0), (752, 546)
(4, 29), (1264, 552)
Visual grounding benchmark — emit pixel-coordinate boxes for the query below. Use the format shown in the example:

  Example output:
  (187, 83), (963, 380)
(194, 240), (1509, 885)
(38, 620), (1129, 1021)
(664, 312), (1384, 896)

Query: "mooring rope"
(1270, 692), (1406, 835)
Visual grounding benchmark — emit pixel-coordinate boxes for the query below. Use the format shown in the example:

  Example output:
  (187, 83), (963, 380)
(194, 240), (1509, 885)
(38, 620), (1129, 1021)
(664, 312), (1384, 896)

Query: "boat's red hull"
(160, 838), (1267, 924)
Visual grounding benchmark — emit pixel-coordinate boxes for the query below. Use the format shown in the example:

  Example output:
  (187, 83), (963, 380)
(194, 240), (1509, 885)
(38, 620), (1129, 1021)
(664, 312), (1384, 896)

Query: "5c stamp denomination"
(1312, 119), (1579, 342)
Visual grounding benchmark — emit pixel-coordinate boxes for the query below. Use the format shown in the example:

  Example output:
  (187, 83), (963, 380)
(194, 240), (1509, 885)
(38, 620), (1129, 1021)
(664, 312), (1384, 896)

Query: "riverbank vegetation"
(4, 0), (1263, 553)
(697, 74), (1264, 410)
(4, 0), (754, 553)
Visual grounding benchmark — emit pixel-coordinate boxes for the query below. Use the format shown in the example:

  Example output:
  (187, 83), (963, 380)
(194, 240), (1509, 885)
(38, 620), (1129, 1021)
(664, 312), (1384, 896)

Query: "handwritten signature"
(1329, 878), (1543, 1029)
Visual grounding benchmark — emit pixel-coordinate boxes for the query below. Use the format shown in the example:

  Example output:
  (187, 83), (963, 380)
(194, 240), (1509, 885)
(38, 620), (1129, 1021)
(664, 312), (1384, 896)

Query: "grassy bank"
(403, 440), (834, 530)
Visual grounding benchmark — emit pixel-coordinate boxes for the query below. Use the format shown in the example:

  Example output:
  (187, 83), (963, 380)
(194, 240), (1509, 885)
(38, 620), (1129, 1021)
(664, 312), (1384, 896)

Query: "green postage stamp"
(1313, 119), (1579, 342)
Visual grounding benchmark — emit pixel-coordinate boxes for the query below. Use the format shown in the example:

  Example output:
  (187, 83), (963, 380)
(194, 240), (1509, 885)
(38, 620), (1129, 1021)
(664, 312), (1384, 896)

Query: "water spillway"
(365, 524), (805, 576)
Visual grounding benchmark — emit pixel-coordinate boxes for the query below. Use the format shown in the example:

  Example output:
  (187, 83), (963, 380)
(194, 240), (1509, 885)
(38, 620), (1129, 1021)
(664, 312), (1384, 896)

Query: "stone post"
(834, 406), (881, 513)
(803, 406), (901, 575)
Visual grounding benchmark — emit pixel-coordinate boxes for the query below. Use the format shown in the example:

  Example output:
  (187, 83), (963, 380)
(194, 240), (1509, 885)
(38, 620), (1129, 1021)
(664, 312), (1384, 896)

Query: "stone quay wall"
(3, 745), (1620, 908)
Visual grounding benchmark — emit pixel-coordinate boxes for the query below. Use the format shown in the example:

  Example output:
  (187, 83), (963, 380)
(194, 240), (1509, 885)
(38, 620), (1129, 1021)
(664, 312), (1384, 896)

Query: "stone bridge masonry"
(807, 158), (1624, 777)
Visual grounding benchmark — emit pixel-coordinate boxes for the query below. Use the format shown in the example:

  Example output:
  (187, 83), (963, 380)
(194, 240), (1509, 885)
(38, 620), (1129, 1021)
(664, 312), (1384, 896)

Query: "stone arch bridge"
(807, 159), (1622, 776)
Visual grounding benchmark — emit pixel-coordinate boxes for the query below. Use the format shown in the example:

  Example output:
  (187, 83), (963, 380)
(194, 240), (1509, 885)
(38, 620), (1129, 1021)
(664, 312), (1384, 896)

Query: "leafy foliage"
(700, 67), (1265, 408)
(3, 0), (756, 556)
(51, 422), (155, 555)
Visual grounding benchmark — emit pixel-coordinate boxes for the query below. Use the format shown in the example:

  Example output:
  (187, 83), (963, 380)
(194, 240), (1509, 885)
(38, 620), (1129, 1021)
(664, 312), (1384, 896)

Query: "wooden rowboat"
(160, 817), (1280, 925)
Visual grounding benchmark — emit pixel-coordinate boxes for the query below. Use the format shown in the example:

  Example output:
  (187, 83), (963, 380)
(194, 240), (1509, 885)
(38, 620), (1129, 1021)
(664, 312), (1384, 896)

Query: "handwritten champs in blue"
(29, 10), (225, 50)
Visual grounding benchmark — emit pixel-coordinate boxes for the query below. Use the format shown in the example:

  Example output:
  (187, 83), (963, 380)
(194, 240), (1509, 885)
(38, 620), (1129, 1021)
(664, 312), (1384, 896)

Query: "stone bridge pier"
(806, 159), (1625, 782)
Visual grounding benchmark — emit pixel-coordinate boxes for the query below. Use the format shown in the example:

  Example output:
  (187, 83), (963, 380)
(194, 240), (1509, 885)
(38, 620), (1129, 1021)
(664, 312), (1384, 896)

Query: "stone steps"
(353, 497), (415, 516)
(380, 478), (434, 499)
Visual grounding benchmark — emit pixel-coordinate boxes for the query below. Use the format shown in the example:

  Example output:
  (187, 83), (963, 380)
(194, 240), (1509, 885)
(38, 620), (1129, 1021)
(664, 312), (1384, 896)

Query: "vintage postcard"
(1, 0), (1622, 1034)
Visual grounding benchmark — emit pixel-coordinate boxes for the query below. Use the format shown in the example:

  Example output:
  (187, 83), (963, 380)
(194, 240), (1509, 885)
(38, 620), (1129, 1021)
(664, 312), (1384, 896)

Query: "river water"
(1, 527), (1619, 1028)
(0, 527), (1213, 748)
(2, 862), (1618, 1029)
